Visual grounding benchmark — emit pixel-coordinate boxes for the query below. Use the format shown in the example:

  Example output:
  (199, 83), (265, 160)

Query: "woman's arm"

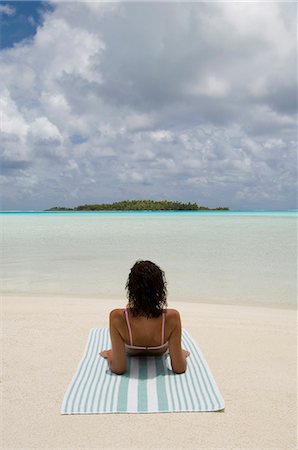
(100, 309), (126, 375)
(168, 310), (190, 374)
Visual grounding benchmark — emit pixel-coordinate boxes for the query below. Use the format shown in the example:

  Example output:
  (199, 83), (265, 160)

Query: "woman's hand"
(99, 349), (112, 359)
(182, 349), (190, 358)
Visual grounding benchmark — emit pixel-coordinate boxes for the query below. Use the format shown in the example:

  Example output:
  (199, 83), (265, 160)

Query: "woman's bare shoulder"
(165, 308), (181, 323)
(110, 308), (125, 315)
(109, 307), (180, 322)
(109, 308), (125, 324)
(165, 308), (180, 315)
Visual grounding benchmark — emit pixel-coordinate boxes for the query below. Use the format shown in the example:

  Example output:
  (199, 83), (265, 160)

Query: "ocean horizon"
(1, 210), (297, 308)
(1, 209), (297, 213)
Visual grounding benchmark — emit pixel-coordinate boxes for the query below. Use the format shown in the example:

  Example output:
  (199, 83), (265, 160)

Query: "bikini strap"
(124, 309), (133, 345)
(161, 310), (166, 345)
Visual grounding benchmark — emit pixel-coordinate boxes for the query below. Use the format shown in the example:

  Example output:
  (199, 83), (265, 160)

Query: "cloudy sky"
(1, 1), (297, 210)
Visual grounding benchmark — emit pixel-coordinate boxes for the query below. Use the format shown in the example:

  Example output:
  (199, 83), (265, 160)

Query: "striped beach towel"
(61, 328), (224, 414)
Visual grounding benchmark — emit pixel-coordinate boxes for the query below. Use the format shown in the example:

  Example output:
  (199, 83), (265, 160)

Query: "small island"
(45, 200), (229, 211)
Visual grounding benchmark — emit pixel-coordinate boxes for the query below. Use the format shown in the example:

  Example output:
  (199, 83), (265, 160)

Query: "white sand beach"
(2, 296), (297, 449)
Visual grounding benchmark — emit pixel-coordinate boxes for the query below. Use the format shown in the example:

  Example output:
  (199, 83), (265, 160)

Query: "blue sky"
(0, 1), (297, 210)
(0, 1), (53, 48)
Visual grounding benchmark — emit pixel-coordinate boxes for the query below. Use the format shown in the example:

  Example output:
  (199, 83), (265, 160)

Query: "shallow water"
(1, 211), (297, 307)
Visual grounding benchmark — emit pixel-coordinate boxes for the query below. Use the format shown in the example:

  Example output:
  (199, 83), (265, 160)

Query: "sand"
(2, 296), (297, 450)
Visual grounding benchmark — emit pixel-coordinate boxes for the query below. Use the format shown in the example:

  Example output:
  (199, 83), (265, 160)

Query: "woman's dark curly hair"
(125, 260), (167, 318)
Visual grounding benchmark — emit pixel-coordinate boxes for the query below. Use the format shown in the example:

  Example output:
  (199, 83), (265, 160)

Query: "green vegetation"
(47, 207), (73, 211)
(45, 200), (229, 211)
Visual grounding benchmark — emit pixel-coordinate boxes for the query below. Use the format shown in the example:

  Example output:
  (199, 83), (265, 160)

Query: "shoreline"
(1, 209), (297, 214)
(3, 295), (297, 449)
(3, 292), (296, 311)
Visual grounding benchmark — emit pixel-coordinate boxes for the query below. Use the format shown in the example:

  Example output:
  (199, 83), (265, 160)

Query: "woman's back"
(111, 307), (180, 356)
(100, 260), (189, 374)
(108, 307), (189, 372)
(123, 307), (168, 354)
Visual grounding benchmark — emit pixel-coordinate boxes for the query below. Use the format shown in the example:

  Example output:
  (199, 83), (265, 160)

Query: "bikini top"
(124, 308), (168, 350)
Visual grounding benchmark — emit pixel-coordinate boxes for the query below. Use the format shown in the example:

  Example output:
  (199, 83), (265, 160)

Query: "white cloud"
(154, 158), (177, 172)
(29, 117), (63, 144)
(183, 159), (202, 169)
(41, 91), (70, 114)
(131, 149), (155, 162)
(124, 113), (154, 132)
(187, 75), (229, 98)
(33, 16), (105, 84)
(0, 4), (16, 16)
(150, 130), (173, 142)
(220, 3), (294, 57)
(0, 2), (296, 210)
(0, 89), (29, 137)
(119, 170), (148, 184)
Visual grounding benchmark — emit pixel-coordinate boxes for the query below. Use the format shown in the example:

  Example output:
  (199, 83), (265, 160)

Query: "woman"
(100, 260), (190, 374)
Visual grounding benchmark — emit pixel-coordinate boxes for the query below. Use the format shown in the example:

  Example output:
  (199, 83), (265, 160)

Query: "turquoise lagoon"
(1, 211), (297, 308)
